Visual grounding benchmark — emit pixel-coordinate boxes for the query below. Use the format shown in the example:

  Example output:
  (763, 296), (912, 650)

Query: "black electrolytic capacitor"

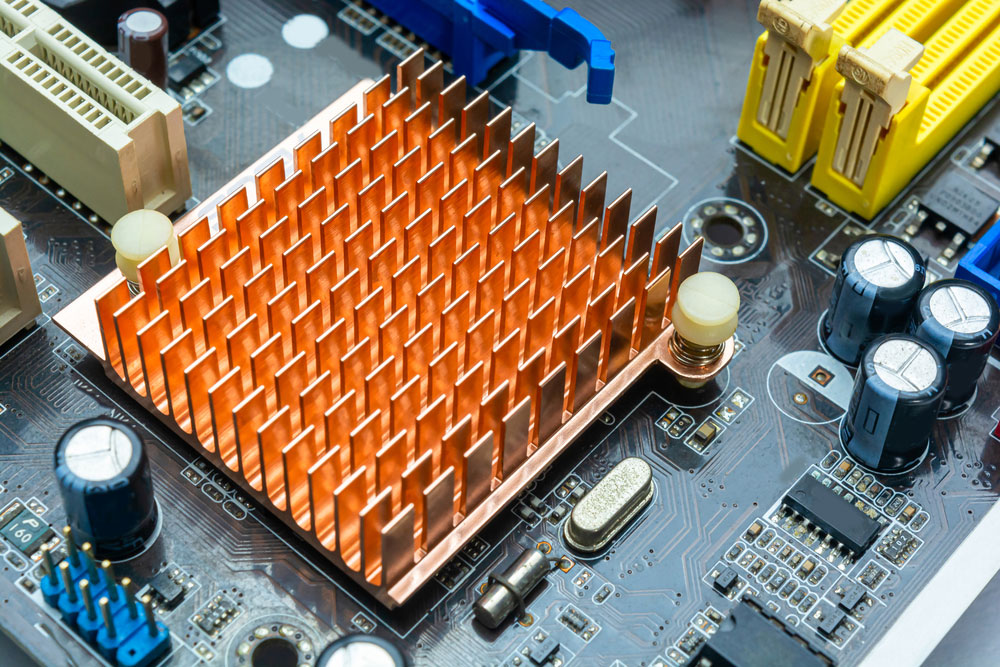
(910, 279), (999, 415)
(841, 334), (947, 473)
(118, 8), (169, 89)
(823, 235), (926, 365)
(54, 418), (159, 559)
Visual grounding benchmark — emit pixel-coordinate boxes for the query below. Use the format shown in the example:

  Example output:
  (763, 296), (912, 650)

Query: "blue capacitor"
(54, 418), (159, 559)
(841, 334), (946, 473)
(910, 278), (1000, 415)
(822, 235), (926, 365)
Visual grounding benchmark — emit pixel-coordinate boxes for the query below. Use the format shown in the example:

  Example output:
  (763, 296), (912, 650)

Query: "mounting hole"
(252, 637), (298, 667)
(703, 216), (744, 247)
(682, 198), (768, 263)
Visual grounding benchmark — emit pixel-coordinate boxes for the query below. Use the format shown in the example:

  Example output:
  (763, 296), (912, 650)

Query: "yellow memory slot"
(736, 0), (964, 172)
(812, 0), (1000, 218)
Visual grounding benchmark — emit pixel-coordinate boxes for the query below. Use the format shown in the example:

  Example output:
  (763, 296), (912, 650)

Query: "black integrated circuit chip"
(920, 172), (1000, 236)
(783, 475), (881, 555)
(695, 602), (832, 667)
(0, 509), (53, 555)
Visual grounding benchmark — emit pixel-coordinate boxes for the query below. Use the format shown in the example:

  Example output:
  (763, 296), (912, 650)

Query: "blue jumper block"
(365, 0), (615, 104)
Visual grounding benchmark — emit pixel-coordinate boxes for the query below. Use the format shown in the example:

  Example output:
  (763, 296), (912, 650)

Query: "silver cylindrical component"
(822, 235), (926, 364)
(474, 548), (550, 629)
(910, 279), (1000, 414)
(841, 334), (946, 473)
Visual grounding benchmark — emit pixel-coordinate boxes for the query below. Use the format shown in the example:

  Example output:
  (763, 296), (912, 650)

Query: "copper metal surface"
(55, 50), (705, 607)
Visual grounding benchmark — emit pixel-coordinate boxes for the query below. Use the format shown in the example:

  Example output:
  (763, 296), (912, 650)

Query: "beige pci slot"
(0, 0), (190, 223)
(0, 206), (42, 345)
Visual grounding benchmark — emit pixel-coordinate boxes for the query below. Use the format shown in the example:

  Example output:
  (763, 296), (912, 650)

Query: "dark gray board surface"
(2, 1), (1000, 665)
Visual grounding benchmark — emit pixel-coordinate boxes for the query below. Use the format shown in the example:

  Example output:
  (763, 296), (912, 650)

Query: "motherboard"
(2, 0), (1000, 666)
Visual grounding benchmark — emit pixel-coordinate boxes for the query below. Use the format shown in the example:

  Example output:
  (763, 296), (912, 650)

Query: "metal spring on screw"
(668, 331), (724, 367)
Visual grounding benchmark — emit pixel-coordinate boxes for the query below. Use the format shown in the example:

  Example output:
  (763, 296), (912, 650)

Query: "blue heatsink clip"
(364, 0), (615, 104)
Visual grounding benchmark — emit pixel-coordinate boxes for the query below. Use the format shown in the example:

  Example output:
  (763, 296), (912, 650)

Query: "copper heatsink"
(55, 51), (704, 606)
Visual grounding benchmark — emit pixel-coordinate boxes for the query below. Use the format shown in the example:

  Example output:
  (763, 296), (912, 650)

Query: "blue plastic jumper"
(364, 0), (615, 104)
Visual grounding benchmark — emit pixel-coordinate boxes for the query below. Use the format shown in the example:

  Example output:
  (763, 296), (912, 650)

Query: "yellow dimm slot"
(736, 0), (966, 173)
(812, 0), (1000, 218)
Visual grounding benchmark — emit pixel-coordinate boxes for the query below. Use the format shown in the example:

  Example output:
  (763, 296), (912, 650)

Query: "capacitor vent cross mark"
(822, 235), (926, 365)
(840, 334), (946, 474)
(910, 278), (1000, 415)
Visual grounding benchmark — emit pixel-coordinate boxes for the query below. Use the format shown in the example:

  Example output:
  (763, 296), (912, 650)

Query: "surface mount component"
(822, 235), (926, 365)
(118, 8), (169, 90)
(918, 172), (1000, 239)
(364, 0), (615, 104)
(317, 634), (407, 667)
(957, 217), (1000, 308)
(694, 601), (832, 667)
(475, 547), (553, 629)
(0, 206), (42, 346)
(55, 418), (160, 559)
(841, 334), (946, 473)
(783, 473), (882, 555)
(55, 49), (707, 606)
(564, 457), (652, 553)
(0, 0), (191, 222)
(812, 0), (1000, 218)
(910, 279), (999, 414)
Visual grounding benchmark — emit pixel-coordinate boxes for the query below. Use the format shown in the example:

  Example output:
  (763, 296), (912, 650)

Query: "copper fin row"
(91, 50), (698, 606)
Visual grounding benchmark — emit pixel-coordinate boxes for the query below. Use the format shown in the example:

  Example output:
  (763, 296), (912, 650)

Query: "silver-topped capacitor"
(910, 279), (999, 415)
(54, 418), (159, 559)
(474, 548), (552, 629)
(822, 235), (926, 365)
(841, 334), (947, 473)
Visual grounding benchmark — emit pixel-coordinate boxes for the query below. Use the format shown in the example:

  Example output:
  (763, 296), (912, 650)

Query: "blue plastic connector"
(41, 546), (170, 667)
(365, 0), (615, 104)
(957, 218), (1000, 321)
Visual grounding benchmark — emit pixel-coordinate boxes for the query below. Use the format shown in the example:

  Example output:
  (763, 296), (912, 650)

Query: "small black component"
(168, 52), (208, 90)
(0, 501), (26, 530)
(784, 475), (881, 554)
(816, 611), (845, 639)
(838, 584), (866, 612)
(515, 505), (537, 523)
(0, 510), (54, 555)
(529, 637), (559, 665)
(694, 602), (831, 667)
(713, 566), (739, 595)
(526, 495), (546, 512)
(192, 594), (240, 638)
(920, 172), (1000, 237)
(148, 569), (186, 609)
(558, 607), (589, 634)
